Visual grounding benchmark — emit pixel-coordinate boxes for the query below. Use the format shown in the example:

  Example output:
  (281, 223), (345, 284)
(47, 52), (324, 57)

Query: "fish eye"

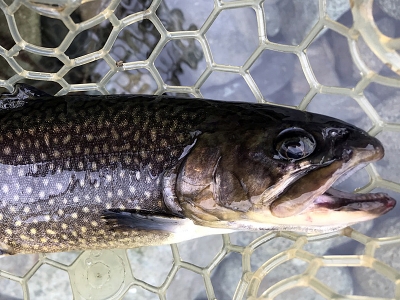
(275, 128), (316, 161)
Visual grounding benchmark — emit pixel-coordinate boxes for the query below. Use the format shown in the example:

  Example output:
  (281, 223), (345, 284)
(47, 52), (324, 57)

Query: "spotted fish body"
(0, 84), (395, 255)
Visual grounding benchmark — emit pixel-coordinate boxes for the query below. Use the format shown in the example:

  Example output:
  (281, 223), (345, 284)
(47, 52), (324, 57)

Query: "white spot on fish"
(56, 183), (63, 191)
(117, 189), (123, 196)
(26, 186), (32, 194)
(3, 146), (11, 155)
(107, 191), (113, 198)
(129, 186), (136, 193)
(43, 178), (49, 186)
(2, 184), (8, 194)
(73, 196), (79, 203)
(135, 171), (141, 181)
(5, 166), (12, 175)
(144, 191), (151, 198)
(39, 191), (45, 199)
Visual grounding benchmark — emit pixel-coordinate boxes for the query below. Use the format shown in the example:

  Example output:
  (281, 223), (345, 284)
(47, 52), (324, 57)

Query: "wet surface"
(0, 0), (400, 299)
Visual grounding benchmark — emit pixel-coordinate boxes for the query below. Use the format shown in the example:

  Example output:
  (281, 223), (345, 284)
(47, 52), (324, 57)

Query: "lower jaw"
(313, 187), (396, 214)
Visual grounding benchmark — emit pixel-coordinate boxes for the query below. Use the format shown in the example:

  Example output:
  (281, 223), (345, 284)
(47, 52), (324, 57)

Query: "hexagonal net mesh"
(0, 0), (400, 299)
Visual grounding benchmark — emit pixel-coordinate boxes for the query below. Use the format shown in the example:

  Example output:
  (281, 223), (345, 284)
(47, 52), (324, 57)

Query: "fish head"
(174, 106), (395, 232)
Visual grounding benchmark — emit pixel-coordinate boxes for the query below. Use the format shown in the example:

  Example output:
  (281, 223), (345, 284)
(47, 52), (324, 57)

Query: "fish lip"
(310, 142), (394, 215)
(313, 139), (396, 215)
(313, 187), (396, 214)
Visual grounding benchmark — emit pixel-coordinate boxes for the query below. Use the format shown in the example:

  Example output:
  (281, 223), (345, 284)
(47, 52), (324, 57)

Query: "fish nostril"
(342, 149), (352, 162)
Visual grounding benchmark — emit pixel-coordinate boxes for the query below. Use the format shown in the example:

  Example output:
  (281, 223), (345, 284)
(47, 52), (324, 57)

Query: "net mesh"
(0, 0), (400, 299)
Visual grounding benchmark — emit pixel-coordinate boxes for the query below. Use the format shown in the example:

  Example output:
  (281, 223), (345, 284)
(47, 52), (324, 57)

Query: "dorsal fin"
(12, 83), (51, 99)
(0, 83), (51, 110)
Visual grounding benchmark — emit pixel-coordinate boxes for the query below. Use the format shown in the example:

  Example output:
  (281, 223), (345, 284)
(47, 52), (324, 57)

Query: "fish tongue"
(315, 187), (396, 212)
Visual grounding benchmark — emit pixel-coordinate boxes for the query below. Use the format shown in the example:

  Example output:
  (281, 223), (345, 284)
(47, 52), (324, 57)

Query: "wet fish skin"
(0, 84), (395, 255)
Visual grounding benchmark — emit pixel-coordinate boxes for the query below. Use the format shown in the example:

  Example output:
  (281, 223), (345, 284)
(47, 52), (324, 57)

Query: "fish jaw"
(174, 114), (396, 233)
(270, 140), (385, 213)
(267, 130), (396, 227)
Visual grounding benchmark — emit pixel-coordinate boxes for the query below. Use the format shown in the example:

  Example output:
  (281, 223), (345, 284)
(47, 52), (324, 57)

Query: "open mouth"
(310, 154), (396, 215)
(270, 143), (396, 218)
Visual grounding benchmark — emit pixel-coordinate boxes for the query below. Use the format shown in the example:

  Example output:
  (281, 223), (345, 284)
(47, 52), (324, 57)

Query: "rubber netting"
(0, 0), (400, 299)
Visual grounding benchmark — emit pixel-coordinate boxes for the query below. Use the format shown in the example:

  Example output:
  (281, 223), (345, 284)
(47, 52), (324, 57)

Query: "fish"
(0, 84), (395, 256)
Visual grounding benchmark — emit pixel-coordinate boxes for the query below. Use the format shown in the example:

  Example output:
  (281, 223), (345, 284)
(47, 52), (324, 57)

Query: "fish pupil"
(284, 139), (305, 159)
(275, 127), (316, 161)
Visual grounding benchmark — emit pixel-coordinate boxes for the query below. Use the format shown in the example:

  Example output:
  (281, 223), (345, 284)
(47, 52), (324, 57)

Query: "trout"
(0, 84), (395, 255)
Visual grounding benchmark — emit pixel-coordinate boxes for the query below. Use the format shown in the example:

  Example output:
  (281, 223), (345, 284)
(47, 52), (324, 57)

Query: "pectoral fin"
(101, 209), (185, 233)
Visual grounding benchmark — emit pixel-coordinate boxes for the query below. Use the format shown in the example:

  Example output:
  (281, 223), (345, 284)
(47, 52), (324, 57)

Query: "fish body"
(0, 84), (395, 255)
